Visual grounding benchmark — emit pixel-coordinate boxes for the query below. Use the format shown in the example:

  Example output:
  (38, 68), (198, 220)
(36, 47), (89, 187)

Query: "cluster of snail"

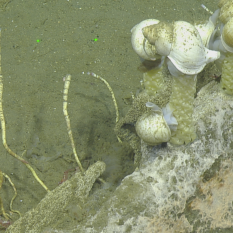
(131, 0), (233, 146)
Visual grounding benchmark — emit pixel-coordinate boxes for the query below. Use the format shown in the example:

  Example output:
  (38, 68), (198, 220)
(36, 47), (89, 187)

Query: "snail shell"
(142, 21), (173, 57)
(136, 107), (171, 146)
(131, 19), (161, 60)
(221, 17), (233, 52)
(195, 20), (215, 47)
(143, 21), (220, 75)
(218, 0), (230, 8)
(195, 9), (220, 47)
(219, 0), (233, 24)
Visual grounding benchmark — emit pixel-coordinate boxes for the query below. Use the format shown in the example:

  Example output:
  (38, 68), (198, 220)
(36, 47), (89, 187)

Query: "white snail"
(131, 19), (161, 61)
(218, 0), (233, 24)
(195, 9), (220, 47)
(135, 102), (177, 146)
(142, 21), (220, 75)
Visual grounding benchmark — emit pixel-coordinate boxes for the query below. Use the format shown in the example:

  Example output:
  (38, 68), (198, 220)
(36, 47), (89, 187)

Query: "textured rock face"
(6, 81), (233, 233)
(78, 81), (233, 233)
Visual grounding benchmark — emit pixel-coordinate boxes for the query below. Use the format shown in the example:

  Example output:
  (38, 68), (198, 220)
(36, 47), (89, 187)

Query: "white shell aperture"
(142, 21), (220, 75)
(135, 103), (171, 146)
(131, 19), (161, 60)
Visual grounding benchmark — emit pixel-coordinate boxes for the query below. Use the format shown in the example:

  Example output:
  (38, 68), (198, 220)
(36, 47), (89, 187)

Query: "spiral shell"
(131, 19), (161, 60)
(221, 17), (233, 52)
(195, 9), (220, 47)
(142, 22), (173, 57)
(143, 21), (220, 75)
(219, 0), (233, 24)
(136, 110), (171, 146)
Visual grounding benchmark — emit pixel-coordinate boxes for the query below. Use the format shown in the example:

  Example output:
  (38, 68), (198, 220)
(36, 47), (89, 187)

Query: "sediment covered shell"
(221, 17), (233, 52)
(142, 21), (173, 57)
(131, 19), (161, 60)
(219, 0), (233, 24)
(136, 104), (171, 146)
(143, 21), (220, 75)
